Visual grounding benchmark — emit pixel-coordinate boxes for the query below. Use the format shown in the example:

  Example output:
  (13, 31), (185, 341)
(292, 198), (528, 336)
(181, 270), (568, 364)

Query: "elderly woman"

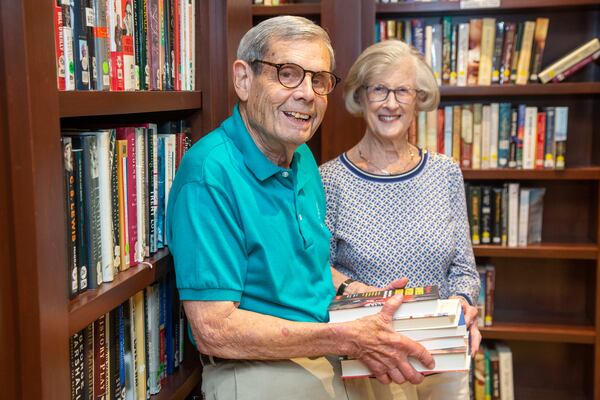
(320, 40), (481, 399)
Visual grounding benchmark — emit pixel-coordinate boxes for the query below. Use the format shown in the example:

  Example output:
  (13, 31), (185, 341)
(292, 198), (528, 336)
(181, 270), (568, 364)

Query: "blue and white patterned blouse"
(319, 149), (480, 305)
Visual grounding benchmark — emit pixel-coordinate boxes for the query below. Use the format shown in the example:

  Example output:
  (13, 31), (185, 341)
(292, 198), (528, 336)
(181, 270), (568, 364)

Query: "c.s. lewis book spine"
(70, 134), (102, 289)
(72, 148), (88, 293)
(62, 137), (78, 298)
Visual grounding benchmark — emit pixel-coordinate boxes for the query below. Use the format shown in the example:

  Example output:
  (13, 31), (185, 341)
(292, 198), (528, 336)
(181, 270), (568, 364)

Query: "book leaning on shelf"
(538, 38), (600, 84)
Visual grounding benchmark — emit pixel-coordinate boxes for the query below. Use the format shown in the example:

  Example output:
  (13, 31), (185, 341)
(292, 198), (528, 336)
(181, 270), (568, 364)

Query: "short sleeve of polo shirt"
(169, 179), (247, 302)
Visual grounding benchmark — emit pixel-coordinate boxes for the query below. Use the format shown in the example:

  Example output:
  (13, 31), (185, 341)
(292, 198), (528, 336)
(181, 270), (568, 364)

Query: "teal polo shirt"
(167, 104), (334, 323)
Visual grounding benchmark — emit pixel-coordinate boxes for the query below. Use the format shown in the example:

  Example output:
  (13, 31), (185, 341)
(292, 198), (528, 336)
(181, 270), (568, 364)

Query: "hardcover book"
(328, 286), (440, 322)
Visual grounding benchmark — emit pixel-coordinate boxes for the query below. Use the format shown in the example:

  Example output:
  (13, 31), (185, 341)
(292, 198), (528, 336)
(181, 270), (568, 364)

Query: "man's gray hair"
(237, 16), (335, 71)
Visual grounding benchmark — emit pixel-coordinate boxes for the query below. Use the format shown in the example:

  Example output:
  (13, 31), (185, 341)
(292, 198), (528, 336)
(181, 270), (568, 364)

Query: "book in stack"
(328, 286), (470, 378)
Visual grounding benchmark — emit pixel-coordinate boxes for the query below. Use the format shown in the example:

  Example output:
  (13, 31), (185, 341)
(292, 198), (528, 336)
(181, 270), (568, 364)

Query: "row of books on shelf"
(328, 286), (471, 377)
(62, 121), (190, 298)
(476, 265), (495, 328)
(70, 274), (185, 399)
(471, 341), (514, 400)
(466, 183), (545, 248)
(416, 104), (568, 170)
(53, 0), (196, 92)
(377, 12), (599, 86)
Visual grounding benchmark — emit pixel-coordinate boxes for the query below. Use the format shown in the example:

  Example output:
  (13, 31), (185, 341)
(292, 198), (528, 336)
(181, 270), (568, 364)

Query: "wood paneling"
(0, 6), (19, 397)
(1, 0), (69, 398)
(320, 0), (373, 162)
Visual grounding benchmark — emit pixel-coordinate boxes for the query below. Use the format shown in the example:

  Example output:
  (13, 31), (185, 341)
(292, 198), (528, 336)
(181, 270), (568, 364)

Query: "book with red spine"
(54, 1), (66, 90)
(535, 112), (546, 169)
(550, 50), (600, 83)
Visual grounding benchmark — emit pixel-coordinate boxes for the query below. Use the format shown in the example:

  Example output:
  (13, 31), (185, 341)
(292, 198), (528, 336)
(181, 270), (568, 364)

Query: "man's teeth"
(380, 115), (398, 121)
(285, 111), (310, 120)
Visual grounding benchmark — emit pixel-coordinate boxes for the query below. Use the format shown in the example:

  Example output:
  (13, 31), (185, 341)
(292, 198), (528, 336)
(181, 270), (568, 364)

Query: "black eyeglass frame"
(362, 84), (423, 104)
(252, 59), (341, 95)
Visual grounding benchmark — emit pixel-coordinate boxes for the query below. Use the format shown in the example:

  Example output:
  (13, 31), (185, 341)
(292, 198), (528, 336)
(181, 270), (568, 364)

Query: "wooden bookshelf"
(1, 0), (234, 398)
(68, 249), (172, 335)
(376, 0), (600, 14)
(461, 167), (600, 180)
(440, 82), (600, 98)
(59, 91), (203, 118)
(252, 3), (321, 16)
(473, 243), (598, 259)
(481, 322), (596, 344)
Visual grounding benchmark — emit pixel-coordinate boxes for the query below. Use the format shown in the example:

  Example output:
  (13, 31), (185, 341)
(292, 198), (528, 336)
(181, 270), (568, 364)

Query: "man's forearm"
(184, 300), (356, 360)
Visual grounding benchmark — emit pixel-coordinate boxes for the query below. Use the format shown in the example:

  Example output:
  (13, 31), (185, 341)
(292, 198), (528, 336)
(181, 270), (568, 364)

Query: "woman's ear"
(233, 60), (252, 101)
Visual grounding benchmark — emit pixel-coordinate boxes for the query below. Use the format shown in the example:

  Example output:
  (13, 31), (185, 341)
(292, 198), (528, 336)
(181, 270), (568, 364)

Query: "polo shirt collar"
(223, 103), (306, 184)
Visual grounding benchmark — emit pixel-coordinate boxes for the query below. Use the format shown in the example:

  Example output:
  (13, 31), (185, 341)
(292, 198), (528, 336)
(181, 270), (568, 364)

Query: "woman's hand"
(450, 295), (481, 356)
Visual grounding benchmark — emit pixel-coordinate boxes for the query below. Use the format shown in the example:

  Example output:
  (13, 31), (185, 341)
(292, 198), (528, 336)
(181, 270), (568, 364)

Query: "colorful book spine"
(515, 21), (535, 85)
(529, 18), (549, 82)
(535, 112), (546, 169)
(54, 1), (66, 90)
(543, 107), (556, 169)
(62, 137), (79, 298)
(499, 22), (516, 85)
(554, 107), (569, 169)
(477, 18), (496, 86)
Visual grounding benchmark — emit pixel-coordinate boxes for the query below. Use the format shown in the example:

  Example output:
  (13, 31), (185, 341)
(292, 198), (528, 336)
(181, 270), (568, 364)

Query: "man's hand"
(450, 295), (481, 356)
(345, 294), (435, 385)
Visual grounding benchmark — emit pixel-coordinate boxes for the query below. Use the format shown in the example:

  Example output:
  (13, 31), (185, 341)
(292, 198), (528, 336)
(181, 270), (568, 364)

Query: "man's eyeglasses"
(363, 84), (421, 104)
(252, 59), (341, 96)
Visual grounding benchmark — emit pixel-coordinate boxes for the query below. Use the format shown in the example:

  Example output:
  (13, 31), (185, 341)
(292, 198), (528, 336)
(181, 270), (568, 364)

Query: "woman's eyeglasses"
(363, 84), (421, 104)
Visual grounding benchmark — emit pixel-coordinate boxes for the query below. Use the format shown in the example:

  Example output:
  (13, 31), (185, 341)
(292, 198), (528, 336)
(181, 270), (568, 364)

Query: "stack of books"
(328, 286), (470, 378)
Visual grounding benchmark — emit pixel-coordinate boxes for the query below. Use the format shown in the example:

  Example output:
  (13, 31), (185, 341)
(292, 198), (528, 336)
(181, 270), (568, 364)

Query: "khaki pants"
(202, 357), (469, 400)
(201, 356), (350, 400)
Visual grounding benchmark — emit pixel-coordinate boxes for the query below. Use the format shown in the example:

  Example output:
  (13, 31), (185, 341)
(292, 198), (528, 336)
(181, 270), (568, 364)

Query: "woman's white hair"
(237, 16), (335, 72)
(344, 40), (440, 116)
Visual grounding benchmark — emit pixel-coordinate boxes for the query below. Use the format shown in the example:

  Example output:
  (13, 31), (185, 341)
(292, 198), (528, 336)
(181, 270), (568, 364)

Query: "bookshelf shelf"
(461, 167), (600, 180)
(473, 243), (598, 259)
(252, 4), (321, 16)
(481, 322), (596, 344)
(376, 0), (600, 14)
(68, 249), (172, 335)
(439, 82), (600, 98)
(152, 358), (202, 400)
(59, 91), (203, 118)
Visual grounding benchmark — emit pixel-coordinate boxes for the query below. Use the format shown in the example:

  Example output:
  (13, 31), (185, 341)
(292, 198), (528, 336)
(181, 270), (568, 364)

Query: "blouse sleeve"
(446, 161), (480, 305)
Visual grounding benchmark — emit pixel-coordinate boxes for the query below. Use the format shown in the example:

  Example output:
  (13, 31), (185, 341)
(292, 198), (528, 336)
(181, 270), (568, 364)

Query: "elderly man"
(166, 16), (433, 399)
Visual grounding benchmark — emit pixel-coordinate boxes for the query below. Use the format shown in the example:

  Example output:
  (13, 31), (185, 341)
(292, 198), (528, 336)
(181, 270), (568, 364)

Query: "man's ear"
(233, 60), (253, 101)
